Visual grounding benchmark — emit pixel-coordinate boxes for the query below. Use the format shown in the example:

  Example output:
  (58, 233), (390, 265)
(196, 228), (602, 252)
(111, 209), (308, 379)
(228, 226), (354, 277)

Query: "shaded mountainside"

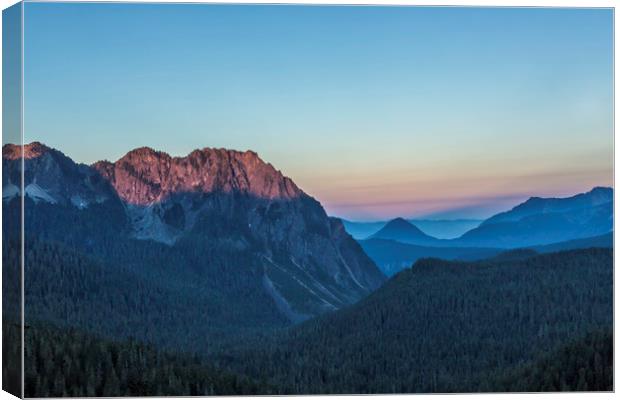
(2, 142), (385, 326)
(215, 248), (612, 394)
(2, 142), (119, 208)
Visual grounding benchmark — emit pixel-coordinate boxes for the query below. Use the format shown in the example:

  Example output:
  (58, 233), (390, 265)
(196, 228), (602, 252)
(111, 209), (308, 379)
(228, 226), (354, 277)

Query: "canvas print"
(1, 2), (614, 397)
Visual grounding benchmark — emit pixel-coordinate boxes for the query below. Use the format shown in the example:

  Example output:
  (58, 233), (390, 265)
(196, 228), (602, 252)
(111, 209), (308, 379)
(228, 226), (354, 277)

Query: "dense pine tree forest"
(2, 322), (21, 397)
(2, 234), (288, 355)
(488, 329), (613, 392)
(3, 322), (273, 397)
(213, 248), (613, 393)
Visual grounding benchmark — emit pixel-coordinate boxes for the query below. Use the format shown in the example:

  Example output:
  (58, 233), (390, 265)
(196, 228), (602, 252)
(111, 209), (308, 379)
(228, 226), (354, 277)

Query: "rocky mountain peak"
(2, 141), (52, 160)
(91, 146), (302, 205)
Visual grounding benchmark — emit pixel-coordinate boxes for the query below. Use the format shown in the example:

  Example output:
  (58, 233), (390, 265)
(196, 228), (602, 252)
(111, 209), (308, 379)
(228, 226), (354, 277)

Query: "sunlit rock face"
(92, 146), (302, 205)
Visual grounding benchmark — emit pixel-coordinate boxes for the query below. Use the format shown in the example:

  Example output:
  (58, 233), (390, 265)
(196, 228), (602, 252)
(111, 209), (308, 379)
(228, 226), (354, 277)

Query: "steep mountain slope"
(217, 248), (612, 393)
(358, 238), (502, 276)
(3, 142), (385, 326)
(455, 188), (613, 248)
(369, 217), (441, 245)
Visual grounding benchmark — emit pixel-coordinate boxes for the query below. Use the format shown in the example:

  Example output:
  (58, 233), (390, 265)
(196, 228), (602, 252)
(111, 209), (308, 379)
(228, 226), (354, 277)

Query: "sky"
(21, 3), (613, 220)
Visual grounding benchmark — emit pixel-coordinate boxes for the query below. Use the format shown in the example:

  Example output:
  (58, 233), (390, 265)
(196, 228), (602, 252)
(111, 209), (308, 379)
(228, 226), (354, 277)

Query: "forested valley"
(3, 232), (613, 394)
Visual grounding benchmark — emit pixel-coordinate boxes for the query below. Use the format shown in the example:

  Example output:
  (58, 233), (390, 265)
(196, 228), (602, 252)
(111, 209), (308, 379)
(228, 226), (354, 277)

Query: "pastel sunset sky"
(22, 3), (613, 220)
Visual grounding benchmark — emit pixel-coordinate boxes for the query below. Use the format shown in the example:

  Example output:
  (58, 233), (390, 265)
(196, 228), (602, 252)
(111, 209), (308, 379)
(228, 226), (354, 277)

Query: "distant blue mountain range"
(456, 187), (612, 248)
(351, 187), (613, 276)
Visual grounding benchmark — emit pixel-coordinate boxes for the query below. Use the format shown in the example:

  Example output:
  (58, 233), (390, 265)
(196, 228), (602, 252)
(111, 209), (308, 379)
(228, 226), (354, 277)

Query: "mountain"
(358, 238), (502, 276)
(455, 188), (613, 248)
(482, 187), (612, 226)
(217, 248), (612, 393)
(345, 189), (613, 249)
(369, 217), (441, 245)
(341, 219), (481, 240)
(3, 142), (385, 331)
(2, 142), (119, 208)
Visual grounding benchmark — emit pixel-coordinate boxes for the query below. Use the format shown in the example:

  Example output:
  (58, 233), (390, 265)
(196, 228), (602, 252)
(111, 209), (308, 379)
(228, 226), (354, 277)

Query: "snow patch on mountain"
(2, 183), (19, 201)
(24, 184), (57, 204)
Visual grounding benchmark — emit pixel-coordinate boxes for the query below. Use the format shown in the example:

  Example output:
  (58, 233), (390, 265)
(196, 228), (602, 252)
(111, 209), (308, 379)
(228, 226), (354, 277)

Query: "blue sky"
(22, 3), (613, 220)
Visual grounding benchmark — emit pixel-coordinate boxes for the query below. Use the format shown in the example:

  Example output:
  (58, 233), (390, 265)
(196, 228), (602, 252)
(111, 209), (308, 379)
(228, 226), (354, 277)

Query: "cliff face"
(92, 147), (302, 205)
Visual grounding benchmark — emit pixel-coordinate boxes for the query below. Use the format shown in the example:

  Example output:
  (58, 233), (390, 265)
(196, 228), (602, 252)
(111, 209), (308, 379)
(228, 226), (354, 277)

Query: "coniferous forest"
(2, 238), (613, 395)
(211, 248), (613, 393)
(4, 322), (271, 397)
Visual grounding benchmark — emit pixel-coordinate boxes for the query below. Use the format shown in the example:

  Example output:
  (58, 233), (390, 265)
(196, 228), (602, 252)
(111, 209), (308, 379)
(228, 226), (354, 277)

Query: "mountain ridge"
(92, 145), (302, 205)
(353, 187), (613, 249)
(3, 141), (386, 323)
(481, 187), (612, 227)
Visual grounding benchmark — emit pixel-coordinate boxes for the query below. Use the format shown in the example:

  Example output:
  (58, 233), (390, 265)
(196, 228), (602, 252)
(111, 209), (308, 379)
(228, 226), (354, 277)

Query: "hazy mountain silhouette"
(456, 188), (612, 248)
(369, 217), (441, 246)
(341, 219), (481, 240)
